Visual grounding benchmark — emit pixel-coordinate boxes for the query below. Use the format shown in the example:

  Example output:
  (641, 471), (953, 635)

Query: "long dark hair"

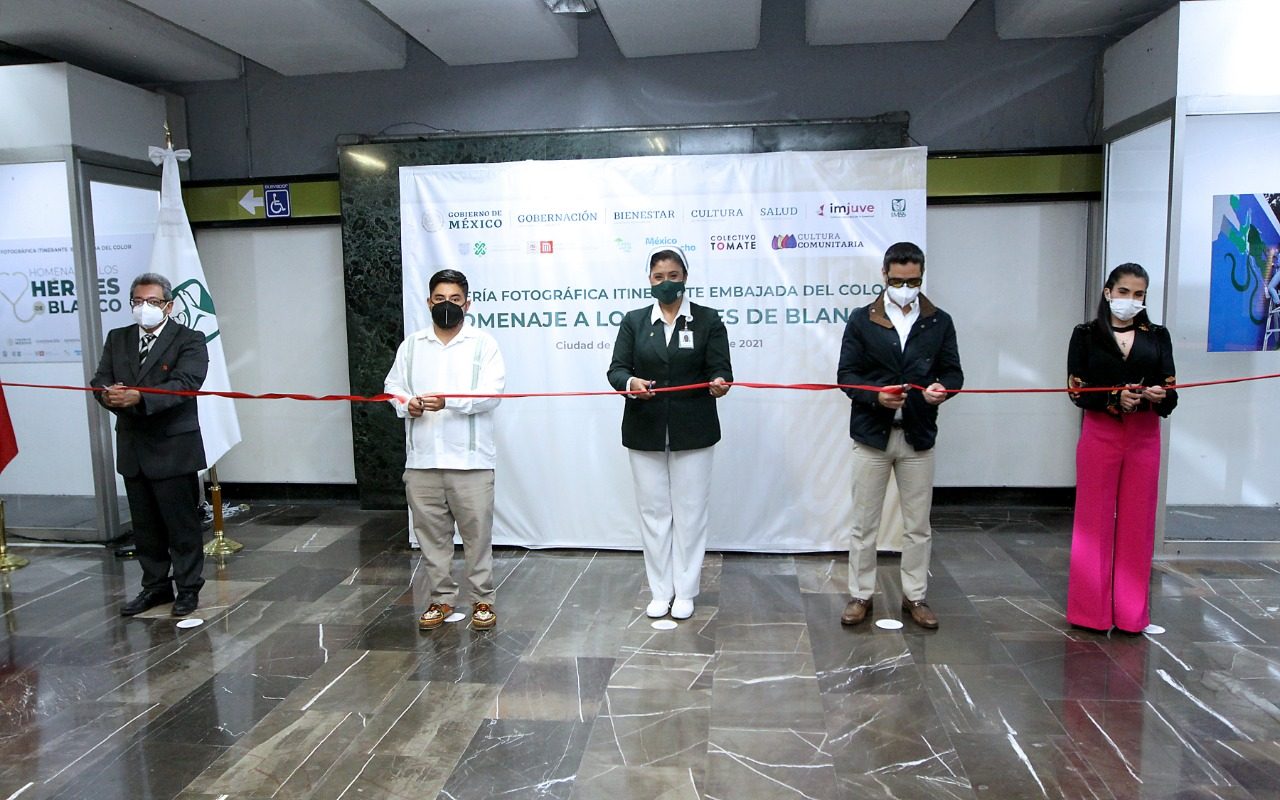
(1094, 262), (1152, 331)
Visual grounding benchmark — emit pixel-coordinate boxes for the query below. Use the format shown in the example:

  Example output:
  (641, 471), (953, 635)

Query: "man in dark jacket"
(93, 272), (209, 618)
(836, 242), (963, 629)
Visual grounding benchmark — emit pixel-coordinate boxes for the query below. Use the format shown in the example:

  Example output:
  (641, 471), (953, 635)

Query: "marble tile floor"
(1, 503), (1278, 800)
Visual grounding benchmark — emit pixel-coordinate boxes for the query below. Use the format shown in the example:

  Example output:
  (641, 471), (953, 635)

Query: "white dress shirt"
(138, 317), (169, 345)
(650, 295), (693, 345)
(384, 324), (506, 470)
(883, 297), (919, 421)
(883, 297), (919, 350)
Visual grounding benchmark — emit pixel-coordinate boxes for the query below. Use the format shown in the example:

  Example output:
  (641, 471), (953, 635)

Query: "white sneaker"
(671, 598), (694, 619)
(645, 598), (671, 618)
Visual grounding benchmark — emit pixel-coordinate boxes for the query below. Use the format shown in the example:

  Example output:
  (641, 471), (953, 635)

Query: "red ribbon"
(1, 373), (1278, 402)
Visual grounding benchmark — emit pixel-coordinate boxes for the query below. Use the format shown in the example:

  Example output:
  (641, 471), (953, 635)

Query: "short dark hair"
(648, 248), (688, 277)
(130, 272), (173, 301)
(1095, 262), (1152, 328)
(883, 242), (925, 272)
(429, 269), (469, 297)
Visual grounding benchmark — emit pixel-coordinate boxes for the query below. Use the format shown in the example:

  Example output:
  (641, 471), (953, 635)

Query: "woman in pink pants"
(1066, 263), (1177, 633)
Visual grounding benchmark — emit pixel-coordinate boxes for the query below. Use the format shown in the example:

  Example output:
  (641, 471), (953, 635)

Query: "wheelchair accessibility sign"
(265, 184), (291, 219)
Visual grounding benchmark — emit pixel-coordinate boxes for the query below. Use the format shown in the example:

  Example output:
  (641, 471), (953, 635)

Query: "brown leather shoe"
(418, 602), (453, 630)
(840, 597), (873, 626)
(902, 598), (939, 629)
(471, 602), (496, 630)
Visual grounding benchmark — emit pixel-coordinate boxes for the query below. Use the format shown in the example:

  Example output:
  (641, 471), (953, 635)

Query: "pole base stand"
(203, 535), (244, 556)
(0, 552), (30, 571)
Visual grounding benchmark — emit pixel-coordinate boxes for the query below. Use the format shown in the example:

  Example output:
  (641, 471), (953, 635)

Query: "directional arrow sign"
(238, 189), (264, 216)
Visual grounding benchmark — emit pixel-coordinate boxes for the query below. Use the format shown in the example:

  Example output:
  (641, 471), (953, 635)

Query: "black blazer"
(836, 294), (964, 451)
(91, 321), (209, 479)
(607, 302), (733, 451)
(1068, 320), (1177, 417)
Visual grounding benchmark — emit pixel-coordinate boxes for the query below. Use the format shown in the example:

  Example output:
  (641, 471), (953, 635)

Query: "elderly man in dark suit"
(93, 272), (209, 617)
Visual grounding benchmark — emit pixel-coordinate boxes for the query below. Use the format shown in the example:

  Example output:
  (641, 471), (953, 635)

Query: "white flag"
(147, 145), (241, 466)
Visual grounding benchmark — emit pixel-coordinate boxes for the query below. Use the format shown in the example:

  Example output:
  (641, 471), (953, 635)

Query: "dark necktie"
(139, 333), (157, 365)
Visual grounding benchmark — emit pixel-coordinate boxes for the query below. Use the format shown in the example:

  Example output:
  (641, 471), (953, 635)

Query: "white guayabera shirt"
(384, 324), (506, 470)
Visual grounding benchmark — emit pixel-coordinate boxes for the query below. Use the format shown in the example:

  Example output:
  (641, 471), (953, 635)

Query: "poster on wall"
(1208, 192), (1280, 351)
(400, 147), (926, 551)
(0, 235), (147, 363)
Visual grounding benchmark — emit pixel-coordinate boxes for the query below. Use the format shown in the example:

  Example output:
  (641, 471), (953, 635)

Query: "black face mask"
(431, 300), (465, 329)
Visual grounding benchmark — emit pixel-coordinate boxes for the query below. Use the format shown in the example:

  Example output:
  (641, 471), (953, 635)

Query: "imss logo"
(171, 279), (221, 344)
(892, 199), (907, 218)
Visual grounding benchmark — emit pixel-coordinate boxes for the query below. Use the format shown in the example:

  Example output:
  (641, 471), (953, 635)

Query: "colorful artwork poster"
(1208, 192), (1280, 351)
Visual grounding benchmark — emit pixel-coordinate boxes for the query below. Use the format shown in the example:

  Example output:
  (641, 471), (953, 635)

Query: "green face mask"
(650, 280), (685, 305)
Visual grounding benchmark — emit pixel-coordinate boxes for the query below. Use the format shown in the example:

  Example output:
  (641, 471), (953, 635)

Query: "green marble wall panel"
(339, 118), (909, 509)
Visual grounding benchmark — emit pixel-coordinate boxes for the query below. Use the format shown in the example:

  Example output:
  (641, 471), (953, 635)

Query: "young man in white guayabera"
(385, 269), (506, 631)
(836, 242), (963, 630)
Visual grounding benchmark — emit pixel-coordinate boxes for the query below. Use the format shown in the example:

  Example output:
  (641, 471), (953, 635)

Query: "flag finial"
(164, 121), (173, 150)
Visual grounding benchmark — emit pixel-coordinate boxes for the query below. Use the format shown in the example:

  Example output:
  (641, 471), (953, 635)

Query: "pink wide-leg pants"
(1067, 409), (1162, 632)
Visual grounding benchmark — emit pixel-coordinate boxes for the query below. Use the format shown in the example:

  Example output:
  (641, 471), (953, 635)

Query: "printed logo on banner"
(448, 210), (503, 230)
(526, 241), (554, 254)
(690, 207), (744, 220)
(819, 200), (877, 218)
(612, 209), (676, 223)
(891, 199), (907, 218)
(614, 238), (632, 253)
(760, 206), (799, 218)
(474, 242), (487, 257)
(457, 242), (470, 256)
(514, 210), (599, 225)
(643, 236), (698, 252)
(421, 208), (446, 232)
(709, 234), (757, 252)
(771, 233), (865, 250)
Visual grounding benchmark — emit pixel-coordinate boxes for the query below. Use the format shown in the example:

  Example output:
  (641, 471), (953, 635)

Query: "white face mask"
(131, 302), (167, 329)
(886, 284), (920, 308)
(1107, 297), (1144, 322)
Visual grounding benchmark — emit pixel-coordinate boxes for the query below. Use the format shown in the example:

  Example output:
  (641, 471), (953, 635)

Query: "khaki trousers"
(404, 468), (495, 606)
(848, 429), (936, 602)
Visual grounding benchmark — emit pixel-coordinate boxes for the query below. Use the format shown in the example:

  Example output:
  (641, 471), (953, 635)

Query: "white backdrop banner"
(400, 147), (926, 551)
(0, 235), (145, 363)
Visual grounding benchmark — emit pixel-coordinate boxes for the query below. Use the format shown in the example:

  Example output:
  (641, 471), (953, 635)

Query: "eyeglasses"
(128, 298), (169, 309)
(885, 278), (923, 288)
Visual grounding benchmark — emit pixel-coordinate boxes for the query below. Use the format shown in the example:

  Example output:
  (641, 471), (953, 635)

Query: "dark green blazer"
(607, 302), (733, 451)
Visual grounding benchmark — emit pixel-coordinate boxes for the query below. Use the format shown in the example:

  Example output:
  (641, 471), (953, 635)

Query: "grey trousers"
(404, 468), (496, 606)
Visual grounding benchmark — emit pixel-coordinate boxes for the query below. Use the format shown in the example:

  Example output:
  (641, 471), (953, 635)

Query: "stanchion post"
(202, 465), (243, 555)
(0, 499), (30, 571)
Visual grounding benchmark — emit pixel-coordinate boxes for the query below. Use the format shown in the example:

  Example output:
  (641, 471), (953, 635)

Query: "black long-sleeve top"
(1067, 321), (1177, 417)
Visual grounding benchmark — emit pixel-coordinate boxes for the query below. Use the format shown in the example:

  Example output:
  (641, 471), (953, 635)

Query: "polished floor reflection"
(1, 503), (1278, 799)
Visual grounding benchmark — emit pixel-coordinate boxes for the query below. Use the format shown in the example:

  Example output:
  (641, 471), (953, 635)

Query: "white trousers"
(628, 446), (715, 602)
(849, 430), (936, 602)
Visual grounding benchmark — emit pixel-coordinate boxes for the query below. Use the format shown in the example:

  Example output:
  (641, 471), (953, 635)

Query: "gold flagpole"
(203, 465), (243, 555)
(160, 121), (240, 558)
(0, 499), (30, 571)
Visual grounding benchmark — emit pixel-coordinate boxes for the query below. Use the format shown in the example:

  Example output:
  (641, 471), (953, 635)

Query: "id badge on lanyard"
(678, 329), (694, 349)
